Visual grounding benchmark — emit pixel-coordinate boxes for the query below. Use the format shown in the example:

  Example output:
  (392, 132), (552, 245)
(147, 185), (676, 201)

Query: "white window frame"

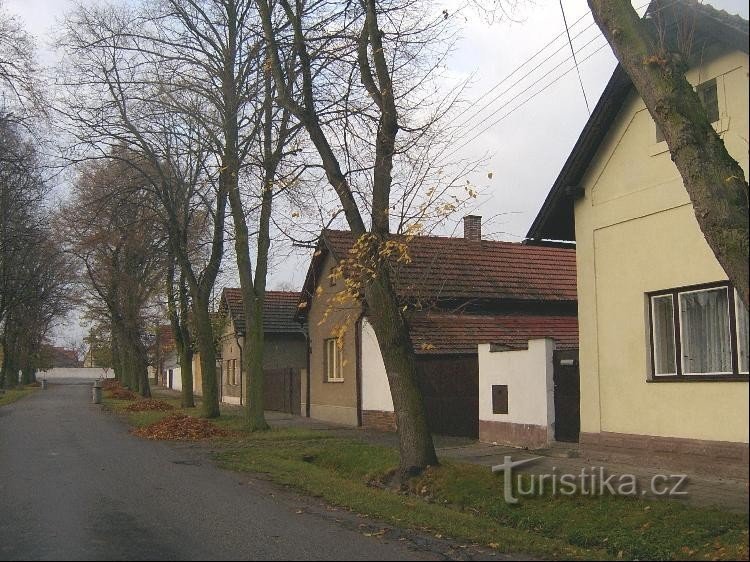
(325, 338), (343, 382)
(678, 286), (732, 376)
(648, 283), (748, 380)
(650, 294), (678, 376)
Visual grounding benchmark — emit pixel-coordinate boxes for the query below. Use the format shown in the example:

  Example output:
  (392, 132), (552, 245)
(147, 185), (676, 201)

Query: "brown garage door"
(416, 355), (479, 438)
(264, 368), (301, 415)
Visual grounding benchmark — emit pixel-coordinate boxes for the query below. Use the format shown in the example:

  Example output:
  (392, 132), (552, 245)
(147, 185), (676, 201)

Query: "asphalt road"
(0, 381), (476, 561)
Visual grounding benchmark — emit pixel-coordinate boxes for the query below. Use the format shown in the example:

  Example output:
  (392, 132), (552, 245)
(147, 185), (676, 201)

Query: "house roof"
(221, 288), (303, 335)
(408, 313), (579, 355)
(526, 0), (749, 242)
(299, 229), (577, 312)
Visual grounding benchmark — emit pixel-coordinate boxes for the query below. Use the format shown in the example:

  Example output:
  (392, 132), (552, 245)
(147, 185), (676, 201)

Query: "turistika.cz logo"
(491, 456), (688, 504)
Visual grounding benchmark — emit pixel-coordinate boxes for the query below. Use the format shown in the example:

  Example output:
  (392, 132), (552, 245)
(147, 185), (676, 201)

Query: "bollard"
(41, 379), (48, 390)
(92, 380), (103, 404)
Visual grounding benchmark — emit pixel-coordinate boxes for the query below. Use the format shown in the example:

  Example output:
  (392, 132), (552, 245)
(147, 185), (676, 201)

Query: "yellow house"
(528, 1), (748, 467)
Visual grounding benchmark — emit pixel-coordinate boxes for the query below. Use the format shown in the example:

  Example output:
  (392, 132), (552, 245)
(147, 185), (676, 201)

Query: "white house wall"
(478, 338), (555, 448)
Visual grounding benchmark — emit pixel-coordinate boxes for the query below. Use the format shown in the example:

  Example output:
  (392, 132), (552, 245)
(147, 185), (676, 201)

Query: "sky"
(4, 0), (748, 345)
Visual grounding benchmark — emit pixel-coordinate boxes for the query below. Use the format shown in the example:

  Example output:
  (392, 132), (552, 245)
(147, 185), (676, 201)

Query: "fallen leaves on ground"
(107, 388), (138, 400)
(132, 413), (229, 440)
(124, 399), (175, 412)
(102, 379), (121, 391)
(108, 388), (137, 400)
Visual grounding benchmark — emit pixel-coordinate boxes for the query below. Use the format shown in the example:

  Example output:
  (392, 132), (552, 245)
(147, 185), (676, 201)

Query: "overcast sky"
(4, 0), (748, 344)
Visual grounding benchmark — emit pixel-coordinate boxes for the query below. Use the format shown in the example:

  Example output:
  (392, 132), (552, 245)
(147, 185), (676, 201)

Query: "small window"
(649, 284), (748, 378)
(324, 338), (343, 382)
(655, 78), (720, 142)
(491, 385), (509, 414)
(696, 79), (720, 123)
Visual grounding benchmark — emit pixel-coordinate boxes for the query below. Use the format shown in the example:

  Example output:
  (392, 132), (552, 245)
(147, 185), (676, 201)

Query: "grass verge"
(104, 396), (749, 561)
(0, 385), (39, 407)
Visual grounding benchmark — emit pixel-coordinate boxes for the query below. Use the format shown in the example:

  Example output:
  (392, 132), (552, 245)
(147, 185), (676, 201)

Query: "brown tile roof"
(315, 230), (576, 303)
(222, 288), (304, 335)
(408, 313), (578, 355)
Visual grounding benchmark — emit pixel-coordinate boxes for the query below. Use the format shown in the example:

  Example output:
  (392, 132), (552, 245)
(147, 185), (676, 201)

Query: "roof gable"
(221, 288), (303, 335)
(527, 0), (749, 241)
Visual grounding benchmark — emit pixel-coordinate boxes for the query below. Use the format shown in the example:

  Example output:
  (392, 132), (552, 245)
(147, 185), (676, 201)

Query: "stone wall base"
(479, 420), (550, 449)
(580, 431), (749, 479)
(362, 410), (397, 432)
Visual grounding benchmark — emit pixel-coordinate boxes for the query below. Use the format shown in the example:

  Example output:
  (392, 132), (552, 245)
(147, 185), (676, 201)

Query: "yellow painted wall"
(574, 46), (749, 444)
(306, 253), (361, 426)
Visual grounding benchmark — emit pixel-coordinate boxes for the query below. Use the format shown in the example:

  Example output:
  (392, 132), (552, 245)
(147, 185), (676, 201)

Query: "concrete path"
(0, 382), (503, 561)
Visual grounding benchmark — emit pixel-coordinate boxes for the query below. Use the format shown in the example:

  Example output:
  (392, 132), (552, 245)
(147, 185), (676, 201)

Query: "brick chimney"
(463, 215), (482, 241)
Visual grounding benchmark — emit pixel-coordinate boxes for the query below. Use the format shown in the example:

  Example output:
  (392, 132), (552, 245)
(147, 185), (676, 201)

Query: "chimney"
(463, 215), (482, 241)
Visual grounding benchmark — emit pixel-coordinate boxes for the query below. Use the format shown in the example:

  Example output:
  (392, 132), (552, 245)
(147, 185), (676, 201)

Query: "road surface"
(0, 380), (489, 561)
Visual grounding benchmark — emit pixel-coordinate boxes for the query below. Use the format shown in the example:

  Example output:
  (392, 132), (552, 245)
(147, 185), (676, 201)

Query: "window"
(655, 78), (719, 142)
(649, 283), (749, 379)
(324, 338), (343, 382)
(226, 359), (237, 385)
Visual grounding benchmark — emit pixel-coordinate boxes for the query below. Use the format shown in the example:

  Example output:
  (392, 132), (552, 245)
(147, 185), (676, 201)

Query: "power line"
(559, 0), (591, 115)
(450, 14), (598, 131)
(439, 0), (681, 161)
(440, 39), (610, 163)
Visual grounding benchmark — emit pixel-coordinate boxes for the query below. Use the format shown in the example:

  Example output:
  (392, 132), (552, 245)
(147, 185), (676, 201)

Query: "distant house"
(45, 346), (81, 368)
(217, 289), (307, 412)
(527, 2), (748, 466)
(147, 325), (179, 388)
(296, 217), (578, 438)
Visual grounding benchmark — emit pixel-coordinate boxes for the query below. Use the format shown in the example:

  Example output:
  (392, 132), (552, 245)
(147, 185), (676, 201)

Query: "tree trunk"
(588, 0), (749, 305)
(179, 347), (194, 409)
(193, 295), (220, 418)
(365, 268), (438, 477)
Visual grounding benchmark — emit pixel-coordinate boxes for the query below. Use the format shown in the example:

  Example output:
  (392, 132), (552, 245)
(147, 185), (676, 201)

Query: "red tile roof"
(315, 230), (576, 302)
(408, 313), (578, 355)
(221, 288), (303, 335)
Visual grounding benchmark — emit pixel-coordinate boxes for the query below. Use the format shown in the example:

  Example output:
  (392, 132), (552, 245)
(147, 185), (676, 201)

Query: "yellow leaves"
(420, 342), (435, 351)
(297, 301), (308, 309)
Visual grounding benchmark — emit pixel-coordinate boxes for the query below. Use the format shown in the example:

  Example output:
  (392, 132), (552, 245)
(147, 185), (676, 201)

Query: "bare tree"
(57, 5), (230, 416)
(588, 0), (748, 305)
(61, 156), (167, 397)
(255, 0), (474, 475)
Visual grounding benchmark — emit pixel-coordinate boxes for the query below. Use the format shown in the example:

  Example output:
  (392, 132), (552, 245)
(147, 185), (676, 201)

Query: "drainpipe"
(300, 320), (311, 418)
(237, 332), (244, 407)
(355, 313), (364, 427)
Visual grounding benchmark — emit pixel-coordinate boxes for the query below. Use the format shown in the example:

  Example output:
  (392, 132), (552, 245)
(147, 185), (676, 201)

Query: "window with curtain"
(648, 283), (748, 379)
(737, 297), (749, 374)
(679, 287), (731, 374)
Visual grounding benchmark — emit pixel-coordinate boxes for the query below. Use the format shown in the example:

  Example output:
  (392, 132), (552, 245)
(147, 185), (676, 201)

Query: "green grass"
(104, 395), (750, 561)
(0, 385), (39, 407)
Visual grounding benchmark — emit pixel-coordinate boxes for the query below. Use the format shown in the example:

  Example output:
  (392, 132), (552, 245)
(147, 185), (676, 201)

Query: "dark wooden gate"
(416, 355), (479, 438)
(264, 368), (301, 415)
(553, 349), (580, 443)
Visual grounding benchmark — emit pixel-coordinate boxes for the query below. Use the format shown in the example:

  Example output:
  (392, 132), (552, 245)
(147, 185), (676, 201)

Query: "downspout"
(237, 331), (244, 407)
(305, 330), (311, 418)
(355, 313), (364, 427)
